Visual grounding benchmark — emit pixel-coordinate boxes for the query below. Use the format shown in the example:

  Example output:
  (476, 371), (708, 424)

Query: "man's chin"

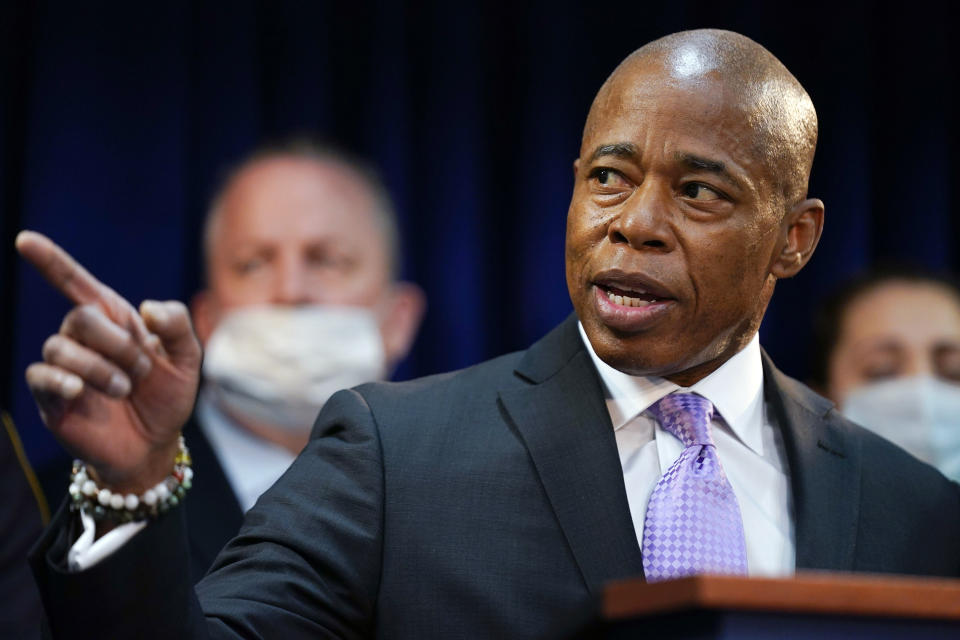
(585, 327), (686, 377)
(597, 353), (687, 378)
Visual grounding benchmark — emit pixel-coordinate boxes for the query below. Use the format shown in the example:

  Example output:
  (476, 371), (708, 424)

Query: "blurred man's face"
(565, 58), (789, 385)
(194, 156), (393, 343)
(828, 281), (960, 403)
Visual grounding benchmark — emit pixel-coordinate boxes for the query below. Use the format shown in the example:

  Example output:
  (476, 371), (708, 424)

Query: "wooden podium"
(600, 573), (960, 639)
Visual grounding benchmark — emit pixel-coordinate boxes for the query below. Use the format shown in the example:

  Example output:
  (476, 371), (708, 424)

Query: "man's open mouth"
(599, 284), (671, 308)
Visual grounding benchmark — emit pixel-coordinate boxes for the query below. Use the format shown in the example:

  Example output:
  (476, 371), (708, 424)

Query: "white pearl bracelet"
(68, 435), (193, 523)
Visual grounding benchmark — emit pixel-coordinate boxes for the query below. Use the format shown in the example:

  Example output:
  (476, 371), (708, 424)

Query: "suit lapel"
(499, 317), (644, 595)
(499, 323), (860, 586)
(762, 354), (861, 571)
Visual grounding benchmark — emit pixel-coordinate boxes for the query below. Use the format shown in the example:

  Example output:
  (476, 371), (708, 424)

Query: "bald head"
(586, 29), (817, 207)
(203, 148), (401, 281)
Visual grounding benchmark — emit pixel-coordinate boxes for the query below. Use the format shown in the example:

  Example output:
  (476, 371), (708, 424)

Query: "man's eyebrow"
(851, 338), (903, 357)
(589, 143), (638, 163)
(677, 153), (743, 188)
(934, 342), (960, 358)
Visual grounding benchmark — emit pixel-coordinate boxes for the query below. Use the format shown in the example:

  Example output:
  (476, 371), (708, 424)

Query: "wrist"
(69, 435), (193, 524)
(89, 437), (182, 495)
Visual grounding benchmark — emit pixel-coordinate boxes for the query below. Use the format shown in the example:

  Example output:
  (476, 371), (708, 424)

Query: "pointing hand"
(17, 231), (201, 494)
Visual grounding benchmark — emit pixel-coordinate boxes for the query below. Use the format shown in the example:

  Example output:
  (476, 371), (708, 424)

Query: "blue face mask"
(841, 375), (960, 482)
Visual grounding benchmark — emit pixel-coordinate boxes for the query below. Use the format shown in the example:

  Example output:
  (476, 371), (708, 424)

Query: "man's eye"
(307, 249), (353, 271)
(589, 168), (629, 188)
(681, 183), (723, 201)
(861, 365), (900, 382)
(934, 347), (960, 382)
(234, 257), (266, 274)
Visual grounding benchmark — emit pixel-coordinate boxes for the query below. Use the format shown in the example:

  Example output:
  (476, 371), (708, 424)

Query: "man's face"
(566, 61), (788, 382)
(197, 157), (392, 340)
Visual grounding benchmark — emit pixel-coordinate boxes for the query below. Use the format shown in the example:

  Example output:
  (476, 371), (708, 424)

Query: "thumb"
(139, 300), (202, 371)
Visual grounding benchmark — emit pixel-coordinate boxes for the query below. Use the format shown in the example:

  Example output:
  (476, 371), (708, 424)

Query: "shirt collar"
(578, 322), (766, 455)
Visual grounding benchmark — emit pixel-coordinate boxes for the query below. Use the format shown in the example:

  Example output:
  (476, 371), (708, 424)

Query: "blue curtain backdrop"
(2, 0), (957, 467)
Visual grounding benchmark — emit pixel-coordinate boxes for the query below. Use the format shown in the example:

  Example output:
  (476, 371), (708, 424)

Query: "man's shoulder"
(846, 408), (956, 489)
(828, 398), (949, 482)
(768, 357), (956, 490)
(312, 315), (586, 445)
(307, 348), (537, 463)
(356, 348), (528, 408)
(763, 353), (954, 484)
(357, 314), (584, 407)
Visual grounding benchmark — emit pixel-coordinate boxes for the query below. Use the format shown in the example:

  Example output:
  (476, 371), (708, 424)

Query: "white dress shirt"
(195, 392), (296, 513)
(578, 323), (796, 576)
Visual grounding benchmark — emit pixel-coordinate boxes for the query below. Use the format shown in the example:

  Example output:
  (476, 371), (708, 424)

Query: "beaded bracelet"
(68, 435), (193, 523)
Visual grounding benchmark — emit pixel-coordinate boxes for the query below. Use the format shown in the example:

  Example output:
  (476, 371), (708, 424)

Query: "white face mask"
(841, 375), (960, 481)
(202, 305), (387, 433)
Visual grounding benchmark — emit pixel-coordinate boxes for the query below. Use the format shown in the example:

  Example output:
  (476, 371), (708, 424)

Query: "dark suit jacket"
(182, 417), (245, 583)
(31, 316), (960, 639)
(1, 411), (46, 640)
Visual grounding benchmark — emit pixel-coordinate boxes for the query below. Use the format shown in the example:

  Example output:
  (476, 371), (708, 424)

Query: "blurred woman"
(811, 266), (960, 480)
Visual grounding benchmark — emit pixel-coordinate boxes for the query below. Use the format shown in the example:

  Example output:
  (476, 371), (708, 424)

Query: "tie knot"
(649, 393), (715, 447)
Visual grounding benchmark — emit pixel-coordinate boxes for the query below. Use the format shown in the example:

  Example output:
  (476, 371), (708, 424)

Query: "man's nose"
(905, 353), (937, 379)
(606, 181), (676, 252)
(272, 257), (314, 305)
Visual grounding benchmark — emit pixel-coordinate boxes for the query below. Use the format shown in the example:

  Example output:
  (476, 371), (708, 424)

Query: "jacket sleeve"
(30, 388), (385, 639)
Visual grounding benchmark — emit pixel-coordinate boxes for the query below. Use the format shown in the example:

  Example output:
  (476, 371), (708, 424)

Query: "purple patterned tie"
(641, 393), (748, 581)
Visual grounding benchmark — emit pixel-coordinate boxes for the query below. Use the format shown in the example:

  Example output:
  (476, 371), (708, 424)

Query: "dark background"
(1, 1), (956, 468)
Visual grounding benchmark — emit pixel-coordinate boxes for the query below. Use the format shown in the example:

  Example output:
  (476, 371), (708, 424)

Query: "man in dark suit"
(20, 28), (960, 638)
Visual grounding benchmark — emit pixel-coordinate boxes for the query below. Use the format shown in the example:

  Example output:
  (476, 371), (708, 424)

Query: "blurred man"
(811, 266), (960, 479)
(187, 143), (424, 578)
(21, 30), (960, 638)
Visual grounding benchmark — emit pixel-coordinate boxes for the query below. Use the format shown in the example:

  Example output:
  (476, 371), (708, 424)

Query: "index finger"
(16, 230), (107, 306)
(15, 231), (155, 346)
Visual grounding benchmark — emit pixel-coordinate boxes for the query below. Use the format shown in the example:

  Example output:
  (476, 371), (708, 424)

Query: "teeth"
(606, 290), (652, 307)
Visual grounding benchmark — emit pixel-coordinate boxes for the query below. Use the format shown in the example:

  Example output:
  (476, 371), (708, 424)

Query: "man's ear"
(770, 198), (825, 279)
(379, 282), (426, 369)
(189, 290), (218, 346)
